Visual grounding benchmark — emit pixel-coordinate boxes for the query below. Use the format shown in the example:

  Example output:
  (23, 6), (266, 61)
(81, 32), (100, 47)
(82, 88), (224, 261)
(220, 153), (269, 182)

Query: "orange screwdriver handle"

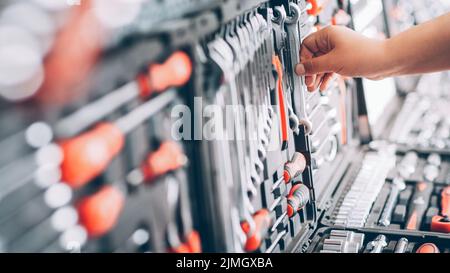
(138, 51), (192, 98)
(77, 185), (125, 238)
(60, 123), (125, 188)
(306, 0), (322, 16)
(168, 231), (202, 253)
(141, 141), (186, 182)
(430, 186), (450, 233)
(272, 55), (288, 149)
(416, 243), (440, 253)
(241, 209), (272, 252)
(186, 230), (202, 253)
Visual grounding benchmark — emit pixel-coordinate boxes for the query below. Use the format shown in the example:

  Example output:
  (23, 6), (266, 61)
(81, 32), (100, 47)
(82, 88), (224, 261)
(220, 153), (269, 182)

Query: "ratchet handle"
(405, 182), (433, 230)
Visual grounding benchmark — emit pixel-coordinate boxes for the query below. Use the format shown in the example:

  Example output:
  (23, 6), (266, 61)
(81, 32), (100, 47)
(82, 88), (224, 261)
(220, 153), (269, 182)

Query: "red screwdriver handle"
(141, 141), (186, 182)
(441, 186), (450, 216)
(77, 185), (125, 238)
(287, 183), (310, 218)
(169, 231), (202, 253)
(138, 51), (192, 98)
(430, 186), (450, 233)
(60, 123), (125, 188)
(241, 209), (271, 252)
(186, 230), (202, 253)
(306, 0), (322, 16)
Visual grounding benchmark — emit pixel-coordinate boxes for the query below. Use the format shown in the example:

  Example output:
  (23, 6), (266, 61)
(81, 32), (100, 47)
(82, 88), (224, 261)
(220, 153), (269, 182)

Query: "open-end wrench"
(284, 3), (312, 135)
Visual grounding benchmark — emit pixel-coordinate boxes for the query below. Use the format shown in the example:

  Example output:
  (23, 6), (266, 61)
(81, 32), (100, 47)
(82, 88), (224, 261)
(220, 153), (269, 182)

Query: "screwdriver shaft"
(115, 88), (177, 134)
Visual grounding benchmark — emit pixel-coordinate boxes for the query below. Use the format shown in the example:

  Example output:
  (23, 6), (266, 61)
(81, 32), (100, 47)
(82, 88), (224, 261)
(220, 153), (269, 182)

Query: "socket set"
(388, 73), (450, 154)
(386, 152), (450, 185)
(308, 228), (450, 253)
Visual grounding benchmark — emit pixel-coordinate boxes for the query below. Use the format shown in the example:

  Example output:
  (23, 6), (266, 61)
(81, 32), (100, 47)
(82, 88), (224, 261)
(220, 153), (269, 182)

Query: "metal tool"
(321, 230), (364, 253)
(423, 164), (439, 182)
(333, 152), (396, 227)
(394, 238), (409, 253)
(284, 3), (312, 135)
(405, 182), (433, 230)
(59, 89), (177, 188)
(427, 153), (441, 166)
(398, 151), (418, 179)
(378, 177), (406, 226)
(55, 52), (192, 138)
(368, 235), (387, 253)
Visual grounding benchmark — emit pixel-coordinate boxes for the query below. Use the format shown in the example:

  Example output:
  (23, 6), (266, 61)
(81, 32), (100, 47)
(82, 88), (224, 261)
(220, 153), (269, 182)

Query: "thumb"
(296, 54), (335, 75)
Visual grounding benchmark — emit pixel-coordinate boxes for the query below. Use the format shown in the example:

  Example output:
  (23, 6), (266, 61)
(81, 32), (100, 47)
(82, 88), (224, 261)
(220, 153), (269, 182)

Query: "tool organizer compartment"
(307, 227), (450, 253)
(386, 152), (450, 185)
(388, 74), (450, 155)
(319, 147), (450, 239)
(365, 179), (450, 233)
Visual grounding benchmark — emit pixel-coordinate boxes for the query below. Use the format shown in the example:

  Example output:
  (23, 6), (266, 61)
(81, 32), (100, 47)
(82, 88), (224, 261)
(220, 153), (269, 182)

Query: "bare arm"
(296, 12), (450, 91)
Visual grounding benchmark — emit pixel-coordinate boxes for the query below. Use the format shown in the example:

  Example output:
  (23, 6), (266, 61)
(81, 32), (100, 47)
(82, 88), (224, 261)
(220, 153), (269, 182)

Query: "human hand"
(296, 26), (388, 91)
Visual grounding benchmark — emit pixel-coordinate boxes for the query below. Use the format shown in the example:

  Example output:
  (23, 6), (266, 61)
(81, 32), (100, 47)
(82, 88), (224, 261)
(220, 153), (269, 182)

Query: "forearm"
(381, 13), (450, 78)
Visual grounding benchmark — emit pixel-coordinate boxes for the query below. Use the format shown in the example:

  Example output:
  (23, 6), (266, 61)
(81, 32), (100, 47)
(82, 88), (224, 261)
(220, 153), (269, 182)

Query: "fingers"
(305, 75), (316, 87)
(296, 54), (334, 76)
(319, 73), (335, 91)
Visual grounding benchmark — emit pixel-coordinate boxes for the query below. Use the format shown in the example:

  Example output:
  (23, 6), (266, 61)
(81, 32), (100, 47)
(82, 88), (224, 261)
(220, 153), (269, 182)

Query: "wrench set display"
(0, 0), (449, 254)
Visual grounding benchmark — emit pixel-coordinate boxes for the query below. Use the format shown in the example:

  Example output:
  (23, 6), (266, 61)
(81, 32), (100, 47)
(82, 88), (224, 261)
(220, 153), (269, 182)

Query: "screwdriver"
(241, 209), (272, 252)
(77, 185), (125, 238)
(126, 141), (187, 186)
(283, 152), (307, 183)
(287, 183), (310, 218)
(405, 182), (433, 230)
(169, 231), (202, 253)
(55, 51), (192, 138)
(272, 55), (288, 148)
(430, 186), (450, 233)
(59, 89), (177, 188)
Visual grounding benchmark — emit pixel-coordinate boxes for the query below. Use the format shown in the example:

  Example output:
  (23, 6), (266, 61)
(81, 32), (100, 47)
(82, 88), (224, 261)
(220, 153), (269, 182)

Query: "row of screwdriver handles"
(241, 152), (310, 252)
(0, 51), (195, 253)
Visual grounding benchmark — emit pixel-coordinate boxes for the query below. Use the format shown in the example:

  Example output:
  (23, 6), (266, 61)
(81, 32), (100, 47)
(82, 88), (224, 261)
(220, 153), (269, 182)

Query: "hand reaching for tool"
(296, 12), (450, 92)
